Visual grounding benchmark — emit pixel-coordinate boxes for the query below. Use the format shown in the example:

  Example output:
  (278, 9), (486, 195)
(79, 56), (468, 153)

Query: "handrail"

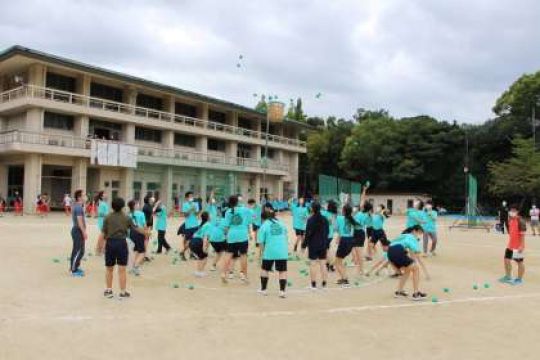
(0, 130), (290, 172)
(0, 85), (306, 148)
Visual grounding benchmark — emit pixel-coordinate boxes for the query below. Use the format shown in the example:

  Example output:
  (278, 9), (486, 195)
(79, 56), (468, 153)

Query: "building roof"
(0, 45), (311, 129)
(366, 190), (431, 197)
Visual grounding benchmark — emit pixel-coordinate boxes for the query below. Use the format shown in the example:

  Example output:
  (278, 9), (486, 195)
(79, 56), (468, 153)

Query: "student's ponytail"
(402, 224), (424, 234)
(229, 195), (238, 214)
(343, 204), (357, 226)
(200, 211), (209, 227)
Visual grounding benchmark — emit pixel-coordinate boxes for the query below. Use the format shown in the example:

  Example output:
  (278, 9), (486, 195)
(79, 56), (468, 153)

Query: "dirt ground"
(1, 212), (539, 360)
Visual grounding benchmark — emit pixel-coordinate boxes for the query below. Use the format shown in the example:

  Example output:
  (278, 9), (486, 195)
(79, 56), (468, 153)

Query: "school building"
(0, 46), (308, 213)
(365, 192), (431, 215)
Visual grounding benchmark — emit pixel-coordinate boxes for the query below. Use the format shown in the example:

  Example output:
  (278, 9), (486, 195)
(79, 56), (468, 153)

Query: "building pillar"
(200, 169), (207, 202)
(0, 164), (8, 198)
(227, 111), (238, 127)
(164, 130), (174, 150)
(26, 108), (43, 132)
(290, 152), (299, 197)
(123, 123), (135, 144)
(277, 178), (284, 201)
(161, 166), (173, 209)
(226, 142), (238, 159)
(254, 174), (261, 202)
(124, 87), (137, 113)
(196, 136), (208, 161)
(77, 74), (91, 95)
(23, 154), (42, 214)
(119, 168), (134, 202)
(198, 103), (209, 121)
(28, 64), (46, 87)
(71, 159), (87, 195)
(228, 172), (236, 197)
(74, 115), (89, 138)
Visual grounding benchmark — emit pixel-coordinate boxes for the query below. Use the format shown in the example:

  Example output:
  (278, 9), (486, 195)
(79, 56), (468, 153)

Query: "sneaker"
(279, 290), (286, 298)
(220, 273), (228, 284)
(511, 278), (524, 286)
(412, 292), (427, 301)
(394, 290), (409, 299)
(228, 272), (235, 280)
(71, 269), (85, 277)
(129, 267), (141, 276)
(189, 253), (197, 260)
(308, 285), (318, 291)
(194, 271), (207, 278)
(336, 278), (345, 285)
(258, 289), (268, 296)
(341, 280), (351, 288)
(240, 273), (249, 284)
(143, 256), (152, 262)
(210, 264), (217, 272)
(119, 291), (131, 299)
(498, 275), (512, 284)
(103, 289), (114, 299)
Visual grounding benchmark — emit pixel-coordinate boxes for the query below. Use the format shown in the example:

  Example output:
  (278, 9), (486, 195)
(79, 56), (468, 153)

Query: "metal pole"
(262, 113), (269, 203)
(533, 105), (536, 152)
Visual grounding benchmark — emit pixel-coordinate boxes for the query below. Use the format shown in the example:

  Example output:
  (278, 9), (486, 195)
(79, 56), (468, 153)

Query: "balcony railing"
(0, 85), (306, 149)
(0, 130), (291, 173)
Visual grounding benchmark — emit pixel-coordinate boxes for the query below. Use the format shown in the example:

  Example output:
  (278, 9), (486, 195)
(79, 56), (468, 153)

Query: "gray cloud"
(1, 0), (538, 123)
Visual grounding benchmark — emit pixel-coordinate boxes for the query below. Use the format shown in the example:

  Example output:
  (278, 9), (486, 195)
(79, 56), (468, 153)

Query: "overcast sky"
(1, 0), (538, 123)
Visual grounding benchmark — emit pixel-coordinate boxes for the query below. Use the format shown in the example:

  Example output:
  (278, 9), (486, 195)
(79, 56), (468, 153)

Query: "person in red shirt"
(499, 205), (526, 285)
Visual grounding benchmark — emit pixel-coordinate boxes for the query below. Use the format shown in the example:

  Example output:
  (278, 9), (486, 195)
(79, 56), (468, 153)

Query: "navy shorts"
(189, 238), (208, 260)
(183, 227), (198, 241)
(336, 236), (354, 259)
(105, 238), (128, 267)
(326, 237), (333, 249)
(262, 259), (287, 272)
(387, 245), (414, 268)
(366, 227), (374, 239)
(371, 229), (389, 246)
(227, 241), (249, 257)
(353, 229), (366, 247)
(308, 247), (327, 260)
(295, 229), (306, 236)
(130, 231), (146, 253)
(210, 241), (227, 253)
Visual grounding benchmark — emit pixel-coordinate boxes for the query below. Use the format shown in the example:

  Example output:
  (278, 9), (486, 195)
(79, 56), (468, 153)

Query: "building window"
(135, 127), (162, 143)
(174, 133), (196, 147)
(46, 72), (76, 92)
(407, 199), (414, 208)
(90, 82), (123, 102)
(44, 112), (74, 130)
(207, 138), (225, 152)
(238, 117), (252, 130)
(136, 93), (163, 111)
(175, 102), (197, 118)
(237, 143), (251, 158)
(261, 148), (275, 159)
(209, 110), (226, 124)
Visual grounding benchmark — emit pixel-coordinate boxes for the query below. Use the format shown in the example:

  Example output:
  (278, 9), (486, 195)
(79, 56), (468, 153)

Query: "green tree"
(294, 97), (306, 122)
(255, 95), (267, 113)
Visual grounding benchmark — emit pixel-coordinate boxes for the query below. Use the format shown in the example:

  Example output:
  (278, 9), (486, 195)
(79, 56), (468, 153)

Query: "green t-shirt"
(97, 201), (109, 230)
(321, 209), (336, 239)
(102, 212), (135, 239)
(353, 211), (368, 230)
(336, 215), (355, 237)
(224, 206), (252, 243)
(250, 204), (262, 227)
(193, 221), (213, 240)
(182, 200), (200, 229)
(423, 209), (438, 233)
(390, 233), (421, 253)
(155, 206), (167, 231)
(292, 204), (309, 231)
(257, 219), (289, 260)
(209, 218), (227, 243)
(372, 213), (385, 230)
(205, 203), (219, 225)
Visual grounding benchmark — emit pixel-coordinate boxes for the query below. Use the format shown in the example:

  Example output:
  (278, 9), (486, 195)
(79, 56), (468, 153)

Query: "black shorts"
(105, 238), (128, 267)
(183, 227), (198, 241)
(262, 259), (287, 272)
(336, 236), (354, 259)
(366, 227), (374, 239)
(295, 229), (306, 236)
(189, 238), (208, 260)
(353, 229), (366, 247)
(505, 248), (524, 262)
(226, 241), (249, 257)
(308, 247), (327, 260)
(130, 232), (145, 253)
(326, 237), (333, 250)
(210, 241), (227, 253)
(387, 245), (414, 268)
(371, 229), (389, 245)
(252, 224), (260, 232)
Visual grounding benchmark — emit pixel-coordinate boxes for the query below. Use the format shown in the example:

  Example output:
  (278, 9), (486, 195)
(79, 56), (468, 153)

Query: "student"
(247, 198), (262, 245)
(364, 208), (374, 261)
(142, 194), (155, 262)
(171, 196), (181, 218)
(209, 217), (228, 271)
(334, 204), (357, 287)
(257, 204), (289, 298)
(70, 190), (88, 277)
(221, 195), (252, 284)
(291, 197), (309, 253)
(0, 195), (5, 217)
(36, 194), (44, 217)
(423, 200), (438, 256)
(180, 191), (200, 260)
(127, 200), (147, 276)
(96, 191), (109, 251)
(352, 202), (370, 274)
(97, 197), (144, 299)
(13, 191), (23, 216)
(321, 200), (338, 272)
(529, 205), (539, 236)
(302, 202), (329, 290)
(190, 211), (213, 277)
(498, 201), (509, 234)
(387, 225), (428, 301)
(499, 205), (526, 285)
(63, 193), (72, 216)
(154, 198), (171, 254)
(406, 199), (425, 228)
(368, 204), (390, 259)
(205, 191), (219, 224)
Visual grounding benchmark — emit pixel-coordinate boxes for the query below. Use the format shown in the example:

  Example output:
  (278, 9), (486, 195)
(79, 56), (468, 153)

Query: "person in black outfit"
(498, 201), (509, 234)
(142, 194), (155, 261)
(302, 202), (329, 290)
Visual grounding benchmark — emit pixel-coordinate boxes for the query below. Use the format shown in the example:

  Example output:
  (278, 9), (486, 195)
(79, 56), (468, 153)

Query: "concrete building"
(365, 192), (431, 215)
(0, 46), (307, 213)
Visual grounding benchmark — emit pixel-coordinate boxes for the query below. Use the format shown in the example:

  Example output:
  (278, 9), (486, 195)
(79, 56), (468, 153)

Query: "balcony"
(0, 85), (306, 151)
(0, 130), (291, 175)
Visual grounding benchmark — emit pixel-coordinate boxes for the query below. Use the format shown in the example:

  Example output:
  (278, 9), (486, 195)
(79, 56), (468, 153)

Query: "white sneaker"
(279, 291), (286, 298)
(228, 272), (235, 280)
(209, 265), (217, 272)
(258, 289), (268, 296)
(194, 271), (207, 278)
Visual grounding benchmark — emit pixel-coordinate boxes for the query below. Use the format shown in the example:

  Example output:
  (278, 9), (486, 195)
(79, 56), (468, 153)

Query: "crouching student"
(387, 225), (428, 301)
(302, 202), (329, 290)
(190, 211), (213, 277)
(97, 197), (145, 299)
(257, 205), (289, 298)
